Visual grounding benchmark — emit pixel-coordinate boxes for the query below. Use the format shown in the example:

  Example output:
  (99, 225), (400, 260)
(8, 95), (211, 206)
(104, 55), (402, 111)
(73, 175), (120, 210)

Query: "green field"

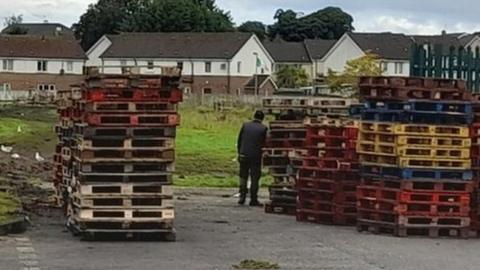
(0, 192), (21, 224)
(175, 106), (272, 187)
(0, 104), (271, 188)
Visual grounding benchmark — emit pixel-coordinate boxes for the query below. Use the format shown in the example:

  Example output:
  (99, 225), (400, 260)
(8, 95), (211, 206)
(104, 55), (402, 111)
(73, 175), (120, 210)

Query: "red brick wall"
(0, 72), (85, 91)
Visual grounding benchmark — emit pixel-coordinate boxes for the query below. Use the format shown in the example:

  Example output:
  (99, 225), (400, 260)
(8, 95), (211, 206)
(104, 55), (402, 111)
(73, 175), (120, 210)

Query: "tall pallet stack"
(356, 76), (475, 238)
(296, 117), (359, 225)
(55, 68), (183, 240)
(470, 95), (480, 234)
(262, 98), (307, 215)
(262, 97), (353, 215)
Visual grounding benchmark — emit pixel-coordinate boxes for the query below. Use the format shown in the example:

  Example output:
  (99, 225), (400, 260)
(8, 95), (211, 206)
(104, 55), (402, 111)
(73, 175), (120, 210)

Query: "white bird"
(11, 153), (20, 159)
(1, 145), (13, 153)
(35, 152), (45, 162)
(17, 126), (22, 133)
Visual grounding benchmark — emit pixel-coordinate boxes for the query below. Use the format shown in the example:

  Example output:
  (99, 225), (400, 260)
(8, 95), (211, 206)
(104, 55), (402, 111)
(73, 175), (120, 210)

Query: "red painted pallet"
(84, 113), (180, 126)
(83, 88), (183, 103)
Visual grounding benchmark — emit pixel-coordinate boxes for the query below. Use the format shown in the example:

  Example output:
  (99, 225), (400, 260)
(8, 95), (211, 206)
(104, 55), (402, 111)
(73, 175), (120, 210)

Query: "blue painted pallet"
(365, 100), (472, 114)
(361, 109), (473, 124)
(360, 165), (473, 181)
(349, 104), (364, 118)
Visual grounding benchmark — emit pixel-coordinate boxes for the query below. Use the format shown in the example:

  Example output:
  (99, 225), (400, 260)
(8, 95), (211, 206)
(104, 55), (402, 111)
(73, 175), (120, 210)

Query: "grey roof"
(304, 39), (337, 59)
(411, 33), (476, 47)
(0, 35), (85, 59)
(263, 41), (311, 63)
(102, 32), (254, 59)
(348, 32), (413, 60)
(1, 23), (74, 39)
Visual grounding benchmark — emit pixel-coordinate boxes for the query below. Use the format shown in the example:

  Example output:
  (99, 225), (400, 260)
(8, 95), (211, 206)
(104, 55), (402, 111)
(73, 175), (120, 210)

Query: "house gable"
(318, 33), (365, 75)
(230, 35), (274, 76)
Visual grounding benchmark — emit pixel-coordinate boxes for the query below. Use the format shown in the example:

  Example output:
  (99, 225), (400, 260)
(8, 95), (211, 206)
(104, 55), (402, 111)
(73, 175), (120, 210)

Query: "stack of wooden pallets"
(296, 117), (359, 225)
(356, 76), (476, 238)
(55, 68), (182, 240)
(262, 96), (354, 215)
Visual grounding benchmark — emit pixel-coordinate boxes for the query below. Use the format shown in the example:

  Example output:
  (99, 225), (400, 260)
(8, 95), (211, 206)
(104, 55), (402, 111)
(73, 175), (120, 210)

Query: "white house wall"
(0, 58), (84, 75)
(382, 60), (410, 76)
(231, 36), (273, 76)
(321, 35), (365, 75)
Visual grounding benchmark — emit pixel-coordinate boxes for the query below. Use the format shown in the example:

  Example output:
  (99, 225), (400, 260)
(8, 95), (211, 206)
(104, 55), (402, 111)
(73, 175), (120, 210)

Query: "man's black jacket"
(237, 120), (268, 161)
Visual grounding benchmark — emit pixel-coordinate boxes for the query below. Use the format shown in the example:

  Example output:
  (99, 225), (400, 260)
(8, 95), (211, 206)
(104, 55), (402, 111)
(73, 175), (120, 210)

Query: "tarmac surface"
(1, 188), (480, 270)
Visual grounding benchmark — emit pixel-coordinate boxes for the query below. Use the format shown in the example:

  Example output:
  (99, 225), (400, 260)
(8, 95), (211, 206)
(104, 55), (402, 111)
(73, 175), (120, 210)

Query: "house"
(304, 39), (338, 79)
(263, 40), (315, 80)
(313, 32), (412, 77)
(86, 32), (275, 96)
(243, 75), (278, 95)
(1, 23), (75, 39)
(411, 32), (480, 51)
(0, 35), (86, 99)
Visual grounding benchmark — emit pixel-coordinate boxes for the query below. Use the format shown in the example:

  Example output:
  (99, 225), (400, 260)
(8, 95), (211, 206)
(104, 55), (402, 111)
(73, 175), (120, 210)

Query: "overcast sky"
(0, 0), (479, 35)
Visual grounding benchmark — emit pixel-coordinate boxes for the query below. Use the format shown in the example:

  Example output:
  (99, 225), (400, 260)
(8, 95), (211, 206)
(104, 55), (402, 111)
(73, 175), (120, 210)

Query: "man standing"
(237, 110), (268, 206)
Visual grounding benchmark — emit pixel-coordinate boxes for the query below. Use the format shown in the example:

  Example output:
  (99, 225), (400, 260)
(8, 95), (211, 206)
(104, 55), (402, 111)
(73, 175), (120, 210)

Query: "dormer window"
(37, 61), (47, 72)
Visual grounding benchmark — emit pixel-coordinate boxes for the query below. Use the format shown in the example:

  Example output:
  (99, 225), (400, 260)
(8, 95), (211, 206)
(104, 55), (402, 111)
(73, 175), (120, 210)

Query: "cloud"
(0, 0), (478, 36)
(0, 0), (95, 26)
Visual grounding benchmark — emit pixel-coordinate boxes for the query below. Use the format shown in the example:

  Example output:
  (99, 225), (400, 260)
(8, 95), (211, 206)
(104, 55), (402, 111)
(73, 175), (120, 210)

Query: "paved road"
(2, 190), (480, 270)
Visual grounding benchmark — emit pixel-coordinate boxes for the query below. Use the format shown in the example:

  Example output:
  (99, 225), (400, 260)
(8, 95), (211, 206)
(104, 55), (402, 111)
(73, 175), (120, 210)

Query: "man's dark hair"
(254, 110), (265, 121)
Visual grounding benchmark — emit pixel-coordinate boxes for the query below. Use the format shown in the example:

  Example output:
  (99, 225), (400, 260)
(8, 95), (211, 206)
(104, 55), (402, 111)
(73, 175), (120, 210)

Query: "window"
(37, 61), (47, 72)
(237, 61), (242, 73)
(203, 88), (212, 95)
(147, 61), (154, 70)
(66, 61), (73, 72)
(177, 62), (184, 70)
(2, 59), (13, 71)
(394, 62), (403, 74)
(220, 63), (227, 71)
(380, 62), (388, 73)
(37, 84), (56, 91)
(205, 62), (212, 73)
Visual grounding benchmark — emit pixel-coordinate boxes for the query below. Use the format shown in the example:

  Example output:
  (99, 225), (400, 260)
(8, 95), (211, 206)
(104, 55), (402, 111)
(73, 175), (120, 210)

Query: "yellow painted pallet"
(357, 142), (396, 156)
(393, 124), (469, 138)
(359, 132), (396, 145)
(397, 146), (470, 159)
(357, 143), (470, 159)
(398, 157), (471, 170)
(396, 136), (471, 148)
(358, 153), (397, 166)
(359, 121), (395, 134)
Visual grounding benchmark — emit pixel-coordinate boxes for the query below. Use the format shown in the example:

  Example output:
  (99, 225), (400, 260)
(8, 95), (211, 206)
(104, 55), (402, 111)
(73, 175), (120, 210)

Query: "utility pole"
(253, 52), (259, 97)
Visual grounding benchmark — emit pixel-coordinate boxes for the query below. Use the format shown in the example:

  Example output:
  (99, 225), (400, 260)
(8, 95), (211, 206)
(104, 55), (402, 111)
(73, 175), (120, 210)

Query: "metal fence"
(411, 44), (480, 92)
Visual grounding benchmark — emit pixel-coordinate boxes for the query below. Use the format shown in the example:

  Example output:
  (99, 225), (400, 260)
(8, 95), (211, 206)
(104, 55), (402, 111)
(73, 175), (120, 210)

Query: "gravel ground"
(1, 189), (480, 270)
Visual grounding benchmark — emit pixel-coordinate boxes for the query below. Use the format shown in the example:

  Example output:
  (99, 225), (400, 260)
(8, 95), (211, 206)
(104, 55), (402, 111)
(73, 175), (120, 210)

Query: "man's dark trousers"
(239, 156), (261, 201)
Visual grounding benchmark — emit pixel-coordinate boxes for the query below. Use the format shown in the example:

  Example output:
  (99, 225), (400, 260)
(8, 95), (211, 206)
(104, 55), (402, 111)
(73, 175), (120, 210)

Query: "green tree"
(73, 0), (234, 50)
(238, 21), (267, 40)
(275, 65), (310, 89)
(326, 53), (382, 97)
(268, 7), (354, 41)
(3, 14), (27, 34)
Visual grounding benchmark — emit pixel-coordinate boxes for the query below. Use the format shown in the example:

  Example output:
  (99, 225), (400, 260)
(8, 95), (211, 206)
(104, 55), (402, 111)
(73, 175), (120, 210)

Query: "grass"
(0, 104), (271, 188)
(0, 104), (57, 152)
(175, 105), (272, 188)
(0, 192), (21, 224)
